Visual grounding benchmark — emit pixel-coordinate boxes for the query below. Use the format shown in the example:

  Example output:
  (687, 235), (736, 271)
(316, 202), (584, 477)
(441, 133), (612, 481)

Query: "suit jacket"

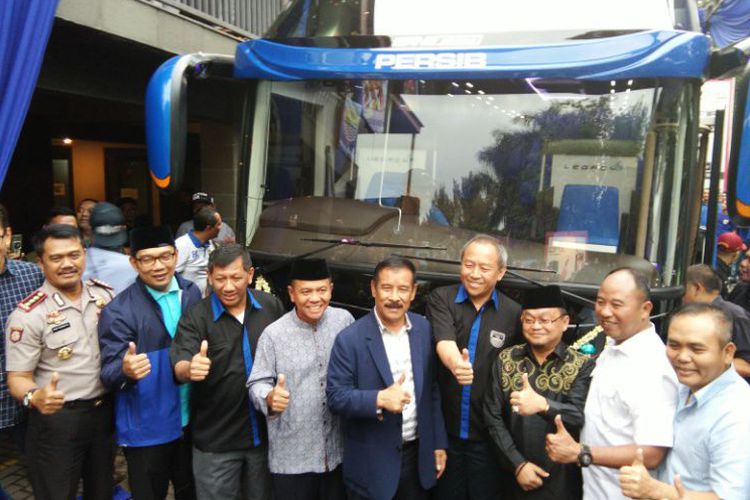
(327, 311), (448, 500)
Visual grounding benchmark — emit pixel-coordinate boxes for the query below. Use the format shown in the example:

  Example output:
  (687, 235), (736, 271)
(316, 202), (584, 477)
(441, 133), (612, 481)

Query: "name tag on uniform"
(489, 330), (506, 349)
(51, 323), (71, 333)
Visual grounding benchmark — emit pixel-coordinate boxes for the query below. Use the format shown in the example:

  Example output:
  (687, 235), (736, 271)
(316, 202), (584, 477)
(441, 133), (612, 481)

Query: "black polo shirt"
(426, 283), (521, 441)
(170, 289), (285, 453)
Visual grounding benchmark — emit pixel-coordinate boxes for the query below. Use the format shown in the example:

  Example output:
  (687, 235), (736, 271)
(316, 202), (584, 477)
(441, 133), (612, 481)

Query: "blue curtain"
(703, 0), (750, 48)
(0, 0), (58, 189)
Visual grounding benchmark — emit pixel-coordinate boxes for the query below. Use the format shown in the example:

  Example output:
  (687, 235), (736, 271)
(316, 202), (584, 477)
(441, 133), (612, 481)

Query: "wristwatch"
(578, 443), (593, 467)
(23, 389), (37, 409)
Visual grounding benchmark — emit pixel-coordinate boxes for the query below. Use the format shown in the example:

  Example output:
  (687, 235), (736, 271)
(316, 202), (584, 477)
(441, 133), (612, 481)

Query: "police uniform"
(5, 278), (115, 500)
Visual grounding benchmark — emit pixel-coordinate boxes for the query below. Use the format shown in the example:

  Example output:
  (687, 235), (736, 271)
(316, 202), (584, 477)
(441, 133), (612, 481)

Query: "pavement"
(0, 431), (133, 500)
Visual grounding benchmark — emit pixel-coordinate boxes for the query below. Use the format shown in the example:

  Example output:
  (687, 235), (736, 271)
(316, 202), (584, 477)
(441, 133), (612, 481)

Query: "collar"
(455, 284), (499, 311)
(145, 276), (180, 301)
(680, 365), (740, 409)
(522, 340), (568, 363)
(211, 289), (262, 322)
(0, 258), (15, 276)
(188, 230), (209, 249)
(373, 307), (412, 335)
(290, 306), (329, 330)
(605, 322), (657, 356)
(42, 279), (100, 310)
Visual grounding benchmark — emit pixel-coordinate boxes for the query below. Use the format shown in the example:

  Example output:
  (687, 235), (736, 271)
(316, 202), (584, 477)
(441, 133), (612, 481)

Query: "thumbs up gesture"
(266, 374), (290, 414)
(619, 448), (656, 498)
(452, 348), (474, 385)
(545, 415), (581, 464)
(376, 372), (412, 413)
(509, 373), (548, 416)
(33, 372), (65, 414)
(190, 340), (211, 381)
(122, 342), (151, 381)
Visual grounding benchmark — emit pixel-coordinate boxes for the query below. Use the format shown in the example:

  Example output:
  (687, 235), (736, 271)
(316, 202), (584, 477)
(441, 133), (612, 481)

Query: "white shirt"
(174, 232), (215, 296)
(581, 323), (678, 500)
(374, 309), (418, 442)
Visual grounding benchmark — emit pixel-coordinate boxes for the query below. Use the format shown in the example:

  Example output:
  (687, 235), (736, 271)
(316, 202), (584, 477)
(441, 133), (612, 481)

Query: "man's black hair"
(686, 264), (722, 294)
(33, 224), (84, 257)
(208, 244), (252, 273)
(194, 207), (219, 232)
(605, 267), (651, 301)
(372, 257), (416, 284)
(47, 206), (76, 223)
(77, 198), (98, 209)
(670, 302), (732, 347)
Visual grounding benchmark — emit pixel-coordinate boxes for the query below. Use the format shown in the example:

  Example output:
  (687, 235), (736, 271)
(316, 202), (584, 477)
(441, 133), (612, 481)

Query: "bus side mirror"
(145, 53), (234, 193)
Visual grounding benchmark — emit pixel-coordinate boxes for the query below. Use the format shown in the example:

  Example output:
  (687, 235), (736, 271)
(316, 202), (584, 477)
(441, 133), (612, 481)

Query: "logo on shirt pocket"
(489, 330), (506, 349)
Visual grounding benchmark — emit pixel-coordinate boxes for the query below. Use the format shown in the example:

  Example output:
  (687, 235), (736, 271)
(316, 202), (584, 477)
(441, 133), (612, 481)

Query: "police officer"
(6, 224), (115, 500)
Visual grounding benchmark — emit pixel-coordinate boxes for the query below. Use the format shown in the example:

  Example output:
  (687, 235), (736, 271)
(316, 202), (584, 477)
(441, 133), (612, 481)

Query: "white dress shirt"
(581, 323), (678, 500)
(374, 309), (418, 442)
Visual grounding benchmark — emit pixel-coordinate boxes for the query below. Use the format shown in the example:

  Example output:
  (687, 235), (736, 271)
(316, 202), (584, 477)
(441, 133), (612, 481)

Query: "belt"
(402, 439), (419, 450)
(63, 397), (107, 409)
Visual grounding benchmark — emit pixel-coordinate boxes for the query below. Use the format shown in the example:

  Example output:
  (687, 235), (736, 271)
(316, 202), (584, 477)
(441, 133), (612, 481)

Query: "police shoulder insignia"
(9, 327), (23, 343)
(17, 290), (47, 312)
(88, 278), (113, 290)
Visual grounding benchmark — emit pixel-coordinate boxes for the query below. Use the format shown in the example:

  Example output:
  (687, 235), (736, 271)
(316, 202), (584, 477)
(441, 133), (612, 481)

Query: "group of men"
(0, 196), (749, 500)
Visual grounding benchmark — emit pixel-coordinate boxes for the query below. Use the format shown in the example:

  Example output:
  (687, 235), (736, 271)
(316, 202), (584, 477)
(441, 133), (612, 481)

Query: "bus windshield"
(247, 77), (699, 288)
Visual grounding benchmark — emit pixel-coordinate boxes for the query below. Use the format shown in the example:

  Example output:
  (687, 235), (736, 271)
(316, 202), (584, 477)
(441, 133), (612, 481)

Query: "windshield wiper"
(255, 238), (447, 275)
(301, 238), (447, 250)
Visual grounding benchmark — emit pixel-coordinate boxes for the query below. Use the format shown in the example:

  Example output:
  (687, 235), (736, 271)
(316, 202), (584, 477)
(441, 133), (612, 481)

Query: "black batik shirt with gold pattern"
(484, 342), (595, 500)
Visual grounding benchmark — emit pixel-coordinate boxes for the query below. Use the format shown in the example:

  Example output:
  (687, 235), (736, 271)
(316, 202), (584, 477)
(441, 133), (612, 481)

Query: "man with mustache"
(327, 257), (448, 500)
(5, 224), (115, 500)
(426, 234), (522, 499)
(546, 268), (678, 499)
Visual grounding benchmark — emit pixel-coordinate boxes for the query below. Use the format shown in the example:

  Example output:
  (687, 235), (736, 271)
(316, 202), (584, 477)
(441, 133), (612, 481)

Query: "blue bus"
(145, 0), (750, 315)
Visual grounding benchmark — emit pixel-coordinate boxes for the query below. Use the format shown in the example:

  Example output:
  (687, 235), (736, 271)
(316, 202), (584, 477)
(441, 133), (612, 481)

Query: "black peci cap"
(522, 285), (567, 310)
(129, 226), (174, 254)
(289, 258), (331, 281)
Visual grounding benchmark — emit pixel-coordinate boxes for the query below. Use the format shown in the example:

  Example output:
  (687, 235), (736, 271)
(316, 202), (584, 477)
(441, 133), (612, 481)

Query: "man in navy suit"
(327, 257), (449, 500)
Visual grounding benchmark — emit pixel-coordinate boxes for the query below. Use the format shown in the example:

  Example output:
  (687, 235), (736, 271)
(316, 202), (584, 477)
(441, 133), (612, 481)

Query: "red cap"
(718, 232), (747, 252)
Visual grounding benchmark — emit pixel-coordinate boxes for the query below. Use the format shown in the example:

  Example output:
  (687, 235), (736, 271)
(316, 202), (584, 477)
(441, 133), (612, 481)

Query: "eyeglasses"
(135, 252), (175, 267)
(521, 315), (566, 327)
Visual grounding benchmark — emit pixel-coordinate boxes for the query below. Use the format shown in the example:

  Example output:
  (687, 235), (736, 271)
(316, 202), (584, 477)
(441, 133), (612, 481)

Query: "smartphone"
(10, 234), (22, 257)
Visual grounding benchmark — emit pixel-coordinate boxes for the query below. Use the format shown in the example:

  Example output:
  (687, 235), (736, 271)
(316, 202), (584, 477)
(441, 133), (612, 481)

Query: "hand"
(122, 342), (151, 381)
(515, 461), (549, 491)
(672, 474), (687, 500)
(190, 340), (211, 381)
(619, 448), (655, 499)
(376, 373), (411, 413)
(545, 415), (581, 464)
(266, 374), (290, 414)
(510, 373), (548, 416)
(32, 372), (65, 415)
(435, 449), (447, 479)
(452, 348), (474, 385)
